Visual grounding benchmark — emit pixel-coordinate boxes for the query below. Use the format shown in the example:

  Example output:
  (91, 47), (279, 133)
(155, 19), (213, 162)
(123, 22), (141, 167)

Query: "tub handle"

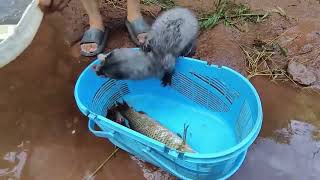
(143, 147), (191, 180)
(88, 118), (115, 139)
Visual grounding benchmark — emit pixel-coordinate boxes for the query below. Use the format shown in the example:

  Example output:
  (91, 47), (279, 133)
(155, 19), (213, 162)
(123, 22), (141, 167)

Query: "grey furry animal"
(141, 7), (199, 84)
(142, 7), (199, 61)
(94, 7), (199, 86)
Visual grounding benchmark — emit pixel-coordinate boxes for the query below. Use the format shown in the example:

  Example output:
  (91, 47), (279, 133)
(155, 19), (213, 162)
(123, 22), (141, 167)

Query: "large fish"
(107, 101), (194, 153)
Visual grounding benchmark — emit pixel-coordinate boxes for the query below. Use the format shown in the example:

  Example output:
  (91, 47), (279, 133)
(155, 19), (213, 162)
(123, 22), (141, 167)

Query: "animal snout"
(92, 64), (106, 77)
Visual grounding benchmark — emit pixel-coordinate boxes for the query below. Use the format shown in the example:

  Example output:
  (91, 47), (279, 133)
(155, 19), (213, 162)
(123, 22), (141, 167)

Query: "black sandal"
(80, 27), (109, 57)
(125, 17), (151, 46)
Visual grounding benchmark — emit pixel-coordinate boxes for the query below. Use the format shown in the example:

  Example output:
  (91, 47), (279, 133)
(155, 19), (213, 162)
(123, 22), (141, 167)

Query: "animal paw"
(186, 45), (197, 57)
(182, 42), (197, 57)
(141, 41), (152, 52)
(161, 72), (173, 87)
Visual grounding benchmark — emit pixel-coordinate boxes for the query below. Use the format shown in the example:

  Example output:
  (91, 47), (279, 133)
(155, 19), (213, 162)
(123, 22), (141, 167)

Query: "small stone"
(9, 85), (15, 90)
(299, 44), (313, 54)
(287, 61), (317, 85)
(73, 117), (79, 124)
(310, 83), (320, 91)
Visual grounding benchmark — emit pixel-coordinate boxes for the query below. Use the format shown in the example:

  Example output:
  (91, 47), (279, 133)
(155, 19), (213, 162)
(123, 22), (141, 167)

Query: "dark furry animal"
(94, 7), (199, 86)
(95, 48), (165, 81)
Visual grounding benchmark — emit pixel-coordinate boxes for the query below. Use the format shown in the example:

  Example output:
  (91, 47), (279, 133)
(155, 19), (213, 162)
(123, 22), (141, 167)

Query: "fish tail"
(182, 123), (190, 145)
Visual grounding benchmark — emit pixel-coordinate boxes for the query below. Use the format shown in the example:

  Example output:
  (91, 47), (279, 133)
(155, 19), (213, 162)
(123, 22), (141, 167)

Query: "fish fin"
(177, 133), (182, 139)
(115, 101), (122, 107)
(138, 111), (146, 114)
(122, 100), (128, 105)
(182, 123), (190, 145)
(114, 111), (125, 123)
(124, 119), (131, 129)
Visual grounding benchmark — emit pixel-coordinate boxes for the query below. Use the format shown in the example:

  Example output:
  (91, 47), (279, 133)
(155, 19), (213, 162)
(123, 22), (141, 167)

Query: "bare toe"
(81, 43), (97, 53)
(90, 44), (98, 52)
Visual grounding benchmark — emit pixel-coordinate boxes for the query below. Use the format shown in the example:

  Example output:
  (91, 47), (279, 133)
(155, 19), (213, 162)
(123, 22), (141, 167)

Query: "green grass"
(142, 0), (175, 10)
(199, 0), (268, 30)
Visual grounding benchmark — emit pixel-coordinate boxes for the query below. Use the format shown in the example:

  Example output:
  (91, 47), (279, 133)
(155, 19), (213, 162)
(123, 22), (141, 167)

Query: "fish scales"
(116, 102), (194, 153)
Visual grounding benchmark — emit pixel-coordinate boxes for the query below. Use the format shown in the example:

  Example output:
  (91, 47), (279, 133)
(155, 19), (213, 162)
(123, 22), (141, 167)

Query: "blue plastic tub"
(74, 48), (263, 180)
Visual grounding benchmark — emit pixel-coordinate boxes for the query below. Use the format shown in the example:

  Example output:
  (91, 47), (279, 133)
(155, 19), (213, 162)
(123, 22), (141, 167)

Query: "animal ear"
(98, 52), (113, 61)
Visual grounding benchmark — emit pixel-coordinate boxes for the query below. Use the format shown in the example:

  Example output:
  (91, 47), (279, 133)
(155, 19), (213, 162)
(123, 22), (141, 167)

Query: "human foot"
(80, 18), (106, 54)
(80, 15), (109, 57)
(125, 16), (150, 46)
(80, 25), (109, 57)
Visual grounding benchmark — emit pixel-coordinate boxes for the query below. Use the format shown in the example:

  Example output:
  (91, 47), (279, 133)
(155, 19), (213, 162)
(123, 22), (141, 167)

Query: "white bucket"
(0, 0), (43, 68)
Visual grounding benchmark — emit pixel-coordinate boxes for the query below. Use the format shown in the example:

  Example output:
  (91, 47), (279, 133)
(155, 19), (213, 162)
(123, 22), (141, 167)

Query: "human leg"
(125, 0), (150, 45)
(79, 0), (108, 56)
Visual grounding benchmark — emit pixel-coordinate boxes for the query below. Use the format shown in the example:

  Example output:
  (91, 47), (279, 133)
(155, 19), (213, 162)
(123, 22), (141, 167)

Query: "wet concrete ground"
(1, 3), (320, 180)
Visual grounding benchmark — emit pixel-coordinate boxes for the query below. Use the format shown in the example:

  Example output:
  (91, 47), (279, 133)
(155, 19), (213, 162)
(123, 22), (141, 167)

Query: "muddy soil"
(0, 0), (320, 179)
(195, 24), (247, 75)
(57, 0), (320, 89)
(234, 0), (320, 89)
